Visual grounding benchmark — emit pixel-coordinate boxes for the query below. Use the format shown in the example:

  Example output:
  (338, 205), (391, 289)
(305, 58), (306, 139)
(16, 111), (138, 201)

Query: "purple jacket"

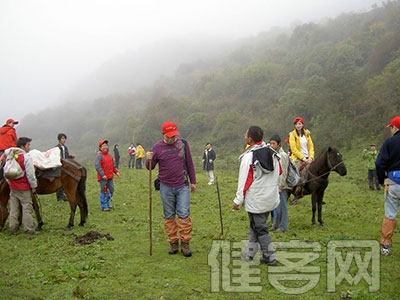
(146, 138), (196, 188)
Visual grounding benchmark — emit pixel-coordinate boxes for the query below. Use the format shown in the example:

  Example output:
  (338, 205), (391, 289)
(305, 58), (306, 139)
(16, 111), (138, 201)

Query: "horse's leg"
(318, 190), (326, 226)
(31, 194), (44, 230)
(76, 191), (86, 227)
(311, 193), (317, 226)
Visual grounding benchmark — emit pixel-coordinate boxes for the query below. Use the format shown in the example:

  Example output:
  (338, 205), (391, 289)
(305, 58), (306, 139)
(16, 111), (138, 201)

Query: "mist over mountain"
(63, 36), (237, 102)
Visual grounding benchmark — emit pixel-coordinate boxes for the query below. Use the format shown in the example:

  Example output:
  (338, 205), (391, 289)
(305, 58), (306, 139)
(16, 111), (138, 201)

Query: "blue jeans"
(277, 189), (289, 231)
(385, 184), (400, 219)
(159, 183), (190, 219)
(99, 179), (114, 209)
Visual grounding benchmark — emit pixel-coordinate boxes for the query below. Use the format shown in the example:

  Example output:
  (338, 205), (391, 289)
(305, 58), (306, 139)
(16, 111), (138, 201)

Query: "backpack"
(4, 149), (25, 180)
(286, 159), (300, 187)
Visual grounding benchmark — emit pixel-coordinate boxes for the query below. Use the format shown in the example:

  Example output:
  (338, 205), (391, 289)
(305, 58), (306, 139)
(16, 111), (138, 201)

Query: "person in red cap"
(375, 116), (400, 256)
(289, 116), (314, 204)
(146, 121), (197, 257)
(289, 117), (314, 165)
(95, 139), (120, 211)
(0, 118), (19, 178)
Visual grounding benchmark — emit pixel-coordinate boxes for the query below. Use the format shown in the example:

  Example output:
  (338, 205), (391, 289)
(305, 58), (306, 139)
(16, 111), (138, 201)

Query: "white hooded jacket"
(233, 142), (280, 213)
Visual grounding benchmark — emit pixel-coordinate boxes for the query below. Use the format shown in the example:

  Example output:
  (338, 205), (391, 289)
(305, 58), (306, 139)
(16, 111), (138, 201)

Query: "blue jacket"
(375, 131), (400, 184)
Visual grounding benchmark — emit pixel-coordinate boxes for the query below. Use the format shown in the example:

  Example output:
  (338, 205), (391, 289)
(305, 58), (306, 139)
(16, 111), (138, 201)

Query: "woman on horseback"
(289, 116), (314, 168)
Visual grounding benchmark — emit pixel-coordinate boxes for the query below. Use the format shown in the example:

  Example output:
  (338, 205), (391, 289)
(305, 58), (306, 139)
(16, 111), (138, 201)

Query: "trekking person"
(269, 134), (290, 233)
(128, 143), (136, 169)
(95, 140), (120, 211)
(376, 116), (400, 256)
(146, 121), (197, 257)
(7, 137), (38, 235)
(0, 118), (19, 178)
(135, 143), (145, 169)
(203, 142), (216, 185)
(56, 133), (74, 201)
(232, 126), (280, 266)
(113, 144), (120, 169)
(363, 144), (381, 190)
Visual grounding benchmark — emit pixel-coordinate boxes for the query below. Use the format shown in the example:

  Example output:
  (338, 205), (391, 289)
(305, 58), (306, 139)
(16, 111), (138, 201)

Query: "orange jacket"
(0, 125), (17, 150)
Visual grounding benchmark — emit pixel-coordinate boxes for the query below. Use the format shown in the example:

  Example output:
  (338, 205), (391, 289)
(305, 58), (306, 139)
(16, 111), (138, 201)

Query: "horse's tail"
(78, 166), (89, 219)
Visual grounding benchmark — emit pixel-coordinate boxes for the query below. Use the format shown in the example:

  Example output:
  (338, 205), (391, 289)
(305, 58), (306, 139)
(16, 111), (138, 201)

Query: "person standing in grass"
(375, 116), (400, 256)
(95, 140), (120, 211)
(135, 143), (145, 169)
(203, 142), (216, 185)
(232, 126), (280, 266)
(7, 137), (38, 235)
(56, 133), (74, 201)
(269, 134), (290, 233)
(113, 144), (120, 169)
(146, 121), (197, 257)
(363, 144), (381, 190)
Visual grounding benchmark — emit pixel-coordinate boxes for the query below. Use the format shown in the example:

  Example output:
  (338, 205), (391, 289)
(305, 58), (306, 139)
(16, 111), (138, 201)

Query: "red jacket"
(0, 125), (17, 150)
(8, 155), (30, 190)
(95, 150), (118, 181)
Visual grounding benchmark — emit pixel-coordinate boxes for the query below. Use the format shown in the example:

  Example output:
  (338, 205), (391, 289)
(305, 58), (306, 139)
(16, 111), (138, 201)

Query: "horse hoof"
(64, 226), (72, 231)
(320, 222), (326, 226)
(312, 223), (317, 227)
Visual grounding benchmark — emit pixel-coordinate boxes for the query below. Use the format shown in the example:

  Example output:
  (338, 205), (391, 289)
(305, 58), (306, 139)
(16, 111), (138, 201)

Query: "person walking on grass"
(56, 133), (74, 201)
(146, 121), (196, 257)
(269, 134), (290, 233)
(376, 116), (400, 256)
(6, 137), (38, 235)
(232, 126), (280, 266)
(203, 142), (216, 185)
(363, 144), (381, 190)
(95, 140), (120, 211)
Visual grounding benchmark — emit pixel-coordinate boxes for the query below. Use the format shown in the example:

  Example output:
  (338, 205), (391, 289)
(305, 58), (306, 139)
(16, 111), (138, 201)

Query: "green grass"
(0, 149), (399, 300)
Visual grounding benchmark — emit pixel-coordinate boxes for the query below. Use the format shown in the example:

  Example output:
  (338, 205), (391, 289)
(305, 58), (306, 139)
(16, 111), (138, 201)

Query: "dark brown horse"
(0, 158), (88, 231)
(291, 147), (347, 226)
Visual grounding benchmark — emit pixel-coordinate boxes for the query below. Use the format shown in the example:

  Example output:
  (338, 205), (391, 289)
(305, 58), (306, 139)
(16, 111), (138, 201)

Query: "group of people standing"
(2, 115), (399, 261)
(127, 143), (145, 169)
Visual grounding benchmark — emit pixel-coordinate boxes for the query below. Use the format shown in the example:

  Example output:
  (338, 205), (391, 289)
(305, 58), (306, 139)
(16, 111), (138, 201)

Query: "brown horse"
(291, 147), (347, 226)
(0, 158), (88, 231)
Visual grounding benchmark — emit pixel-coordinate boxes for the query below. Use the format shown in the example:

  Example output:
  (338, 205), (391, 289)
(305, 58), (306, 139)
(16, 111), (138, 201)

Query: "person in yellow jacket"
(289, 116), (315, 205)
(289, 116), (314, 166)
(135, 143), (145, 169)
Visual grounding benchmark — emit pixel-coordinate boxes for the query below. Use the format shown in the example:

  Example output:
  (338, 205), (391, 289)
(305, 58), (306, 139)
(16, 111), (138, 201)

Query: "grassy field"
(0, 148), (399, 300)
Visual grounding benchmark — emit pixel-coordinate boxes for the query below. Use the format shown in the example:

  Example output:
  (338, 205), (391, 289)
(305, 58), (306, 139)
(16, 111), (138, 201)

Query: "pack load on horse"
(289, 147), (347, 226)
(0, 147), (88, 231)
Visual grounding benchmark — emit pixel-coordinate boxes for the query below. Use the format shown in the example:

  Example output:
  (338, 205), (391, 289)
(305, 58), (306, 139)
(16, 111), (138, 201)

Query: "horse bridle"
(305, 151), (345, 183)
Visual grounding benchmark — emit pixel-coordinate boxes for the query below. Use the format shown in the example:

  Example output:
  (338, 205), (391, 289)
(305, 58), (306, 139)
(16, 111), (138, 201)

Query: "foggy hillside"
(18, 1), (400, 164)
(64, 36), (240, 101)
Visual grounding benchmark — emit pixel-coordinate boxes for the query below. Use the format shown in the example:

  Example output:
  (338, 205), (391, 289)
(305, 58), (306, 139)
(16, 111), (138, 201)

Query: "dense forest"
(20, 1), (400, 163)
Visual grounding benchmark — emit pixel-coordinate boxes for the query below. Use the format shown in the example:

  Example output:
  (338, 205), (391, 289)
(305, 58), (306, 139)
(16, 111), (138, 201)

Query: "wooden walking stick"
(148, 158), (153, 256)
(215, 176), (224, 237)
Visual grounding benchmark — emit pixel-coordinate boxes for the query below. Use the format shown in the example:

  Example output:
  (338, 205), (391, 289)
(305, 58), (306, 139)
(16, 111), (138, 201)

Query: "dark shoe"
(168, 241), (179, 254)
(260, 256), (277, 266)
(181, 241), (192, 257)
(274, 228), (286, 234)
(102, 208), (112, 211)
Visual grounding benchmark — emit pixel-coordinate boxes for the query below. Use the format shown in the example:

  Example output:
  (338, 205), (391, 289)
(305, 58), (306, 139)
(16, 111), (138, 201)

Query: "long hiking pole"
(215, 176), (224, 237)
(148, 158), (153, 256)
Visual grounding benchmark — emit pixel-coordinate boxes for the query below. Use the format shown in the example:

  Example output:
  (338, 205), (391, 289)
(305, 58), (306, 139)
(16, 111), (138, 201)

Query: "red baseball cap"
(98, 139), (109, 147)
(161, 121), (180, 137)
(386, 116), (400, 128)
(6, 118), (19, 125)
(293, 116), (304, 124)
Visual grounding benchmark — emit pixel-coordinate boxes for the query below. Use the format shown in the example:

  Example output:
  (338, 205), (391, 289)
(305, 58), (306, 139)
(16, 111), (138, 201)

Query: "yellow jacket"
(135, 145), (145, 159)
(289, 129), (314, 161)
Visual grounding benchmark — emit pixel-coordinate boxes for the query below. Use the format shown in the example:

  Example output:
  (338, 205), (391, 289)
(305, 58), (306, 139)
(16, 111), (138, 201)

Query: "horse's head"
(327, 147), (347, 176)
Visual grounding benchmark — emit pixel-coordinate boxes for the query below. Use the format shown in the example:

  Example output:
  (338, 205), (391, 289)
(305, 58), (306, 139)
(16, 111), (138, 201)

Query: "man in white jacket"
(232, 126), (280, 266)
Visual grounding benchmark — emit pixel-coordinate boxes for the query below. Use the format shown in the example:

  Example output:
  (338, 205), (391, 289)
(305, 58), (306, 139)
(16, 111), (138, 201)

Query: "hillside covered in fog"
(20, 1), (400, 163)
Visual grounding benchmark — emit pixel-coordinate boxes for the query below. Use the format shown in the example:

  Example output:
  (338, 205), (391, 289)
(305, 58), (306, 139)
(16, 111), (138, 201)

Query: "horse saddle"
(35, 167), (62, 182)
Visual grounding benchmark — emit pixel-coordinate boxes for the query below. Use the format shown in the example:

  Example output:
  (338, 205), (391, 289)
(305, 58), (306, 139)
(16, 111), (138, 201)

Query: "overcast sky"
(0, 0), (379, 124)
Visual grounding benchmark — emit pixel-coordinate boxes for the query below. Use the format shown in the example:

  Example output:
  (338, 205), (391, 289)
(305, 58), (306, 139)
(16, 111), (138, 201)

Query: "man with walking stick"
(146, 121), (197, 257)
